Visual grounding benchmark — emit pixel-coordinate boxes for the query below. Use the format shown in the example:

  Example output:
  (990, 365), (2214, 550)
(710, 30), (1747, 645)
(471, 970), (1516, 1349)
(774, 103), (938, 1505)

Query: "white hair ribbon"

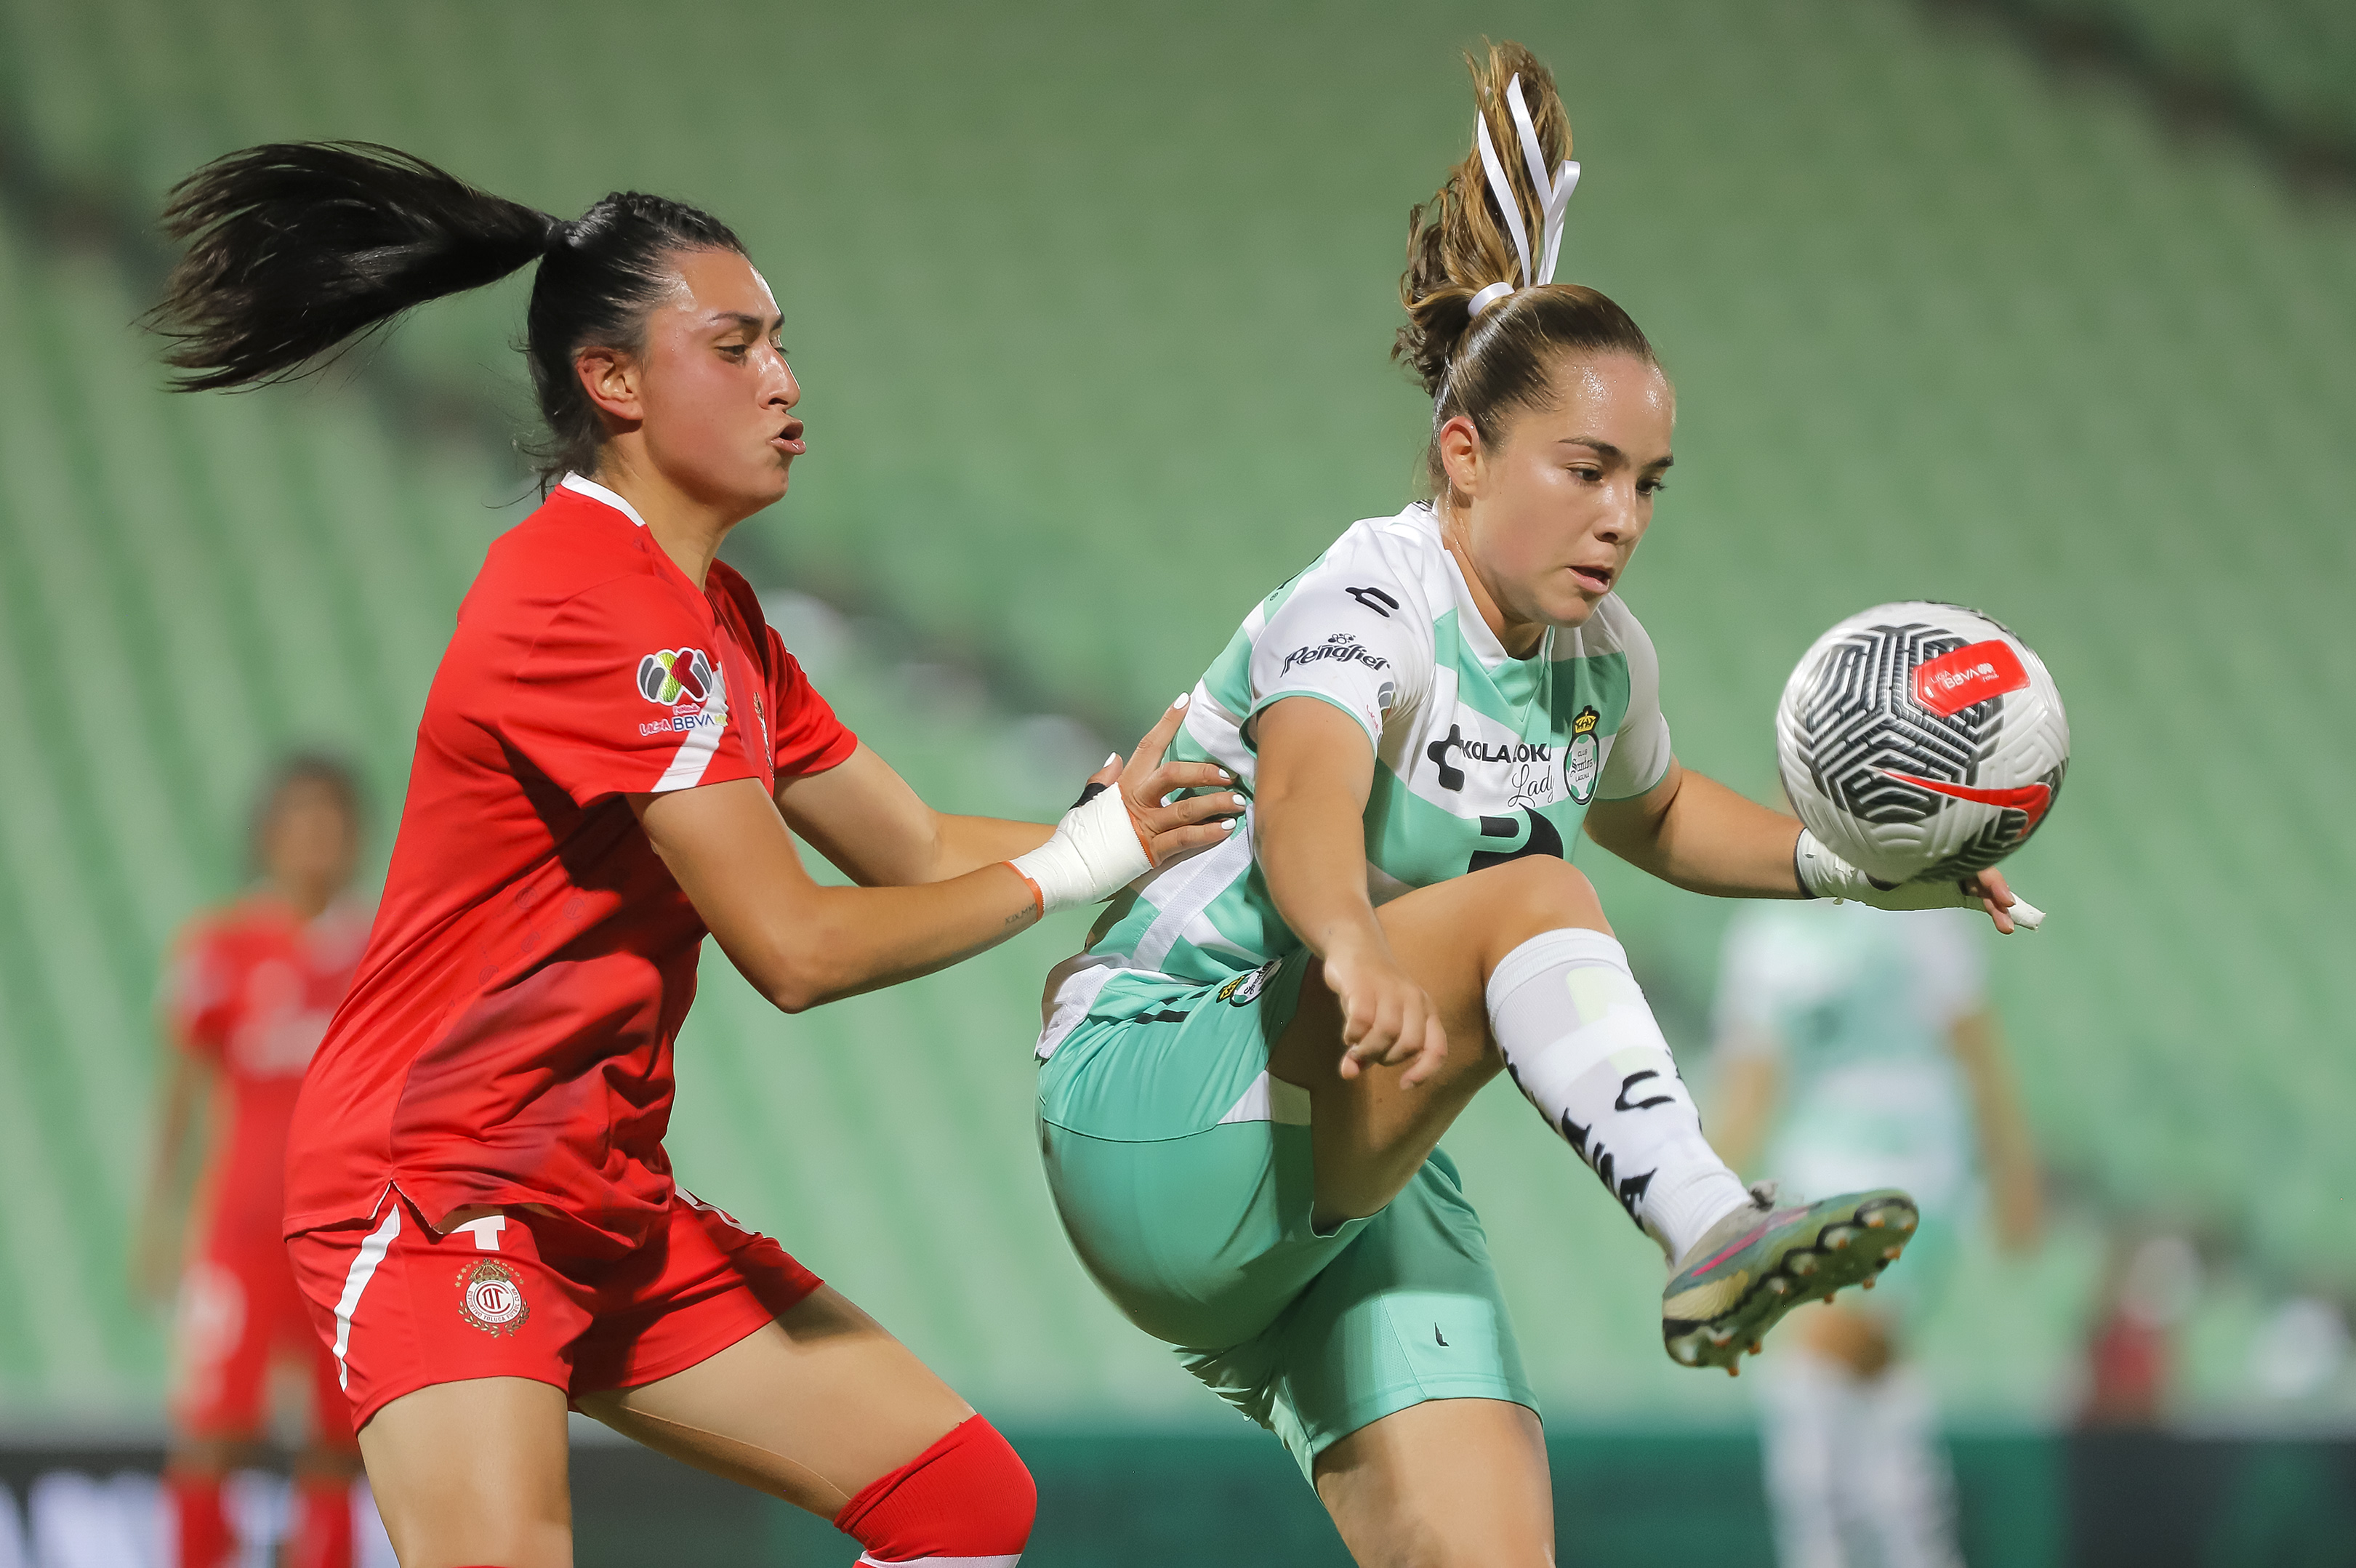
(1470, 73), (1582, 313)
(1473, 106), (1532, 292)
(1506, 75), (1580, 286)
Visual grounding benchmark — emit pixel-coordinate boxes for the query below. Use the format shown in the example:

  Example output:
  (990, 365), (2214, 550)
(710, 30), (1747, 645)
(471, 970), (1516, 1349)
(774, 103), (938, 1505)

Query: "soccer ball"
(1776, 602), (2068, 886)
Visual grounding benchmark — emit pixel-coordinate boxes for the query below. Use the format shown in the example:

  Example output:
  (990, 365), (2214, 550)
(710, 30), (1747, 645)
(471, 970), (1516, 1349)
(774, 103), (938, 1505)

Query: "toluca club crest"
(457, 1260), (530, 1337)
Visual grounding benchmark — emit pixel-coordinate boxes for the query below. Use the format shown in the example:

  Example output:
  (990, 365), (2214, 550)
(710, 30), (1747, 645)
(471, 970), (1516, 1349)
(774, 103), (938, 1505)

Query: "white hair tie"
(1467, 281), (1516, 318)
(1466, 74), (1583, 318)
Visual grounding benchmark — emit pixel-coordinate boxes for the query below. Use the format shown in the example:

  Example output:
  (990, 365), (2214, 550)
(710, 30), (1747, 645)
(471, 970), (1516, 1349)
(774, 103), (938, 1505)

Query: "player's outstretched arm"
(1950, 1008), (2043, 1252)
(1584, 760), (1806, 899)
(773, 744), (1061, 886)
(1254, 696), (1449, 1087)
(1585, 758), (2033, 933)
(131, 1035), (207, 1308)
(775, 735), (1237, 888)
(638, 699), (1236, 1012)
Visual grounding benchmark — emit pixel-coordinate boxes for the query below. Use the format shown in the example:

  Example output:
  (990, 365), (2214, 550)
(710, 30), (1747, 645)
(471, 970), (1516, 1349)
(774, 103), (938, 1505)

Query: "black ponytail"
(155, 141), (748, 486)
(156, 142), (555, 390)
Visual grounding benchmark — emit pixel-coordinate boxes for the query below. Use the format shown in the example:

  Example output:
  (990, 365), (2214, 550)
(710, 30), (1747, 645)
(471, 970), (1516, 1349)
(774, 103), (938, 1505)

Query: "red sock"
(289, 1475), (355, 1568)
(834, 1415), (1036, 1565)
(167, 1472), (235, 1568)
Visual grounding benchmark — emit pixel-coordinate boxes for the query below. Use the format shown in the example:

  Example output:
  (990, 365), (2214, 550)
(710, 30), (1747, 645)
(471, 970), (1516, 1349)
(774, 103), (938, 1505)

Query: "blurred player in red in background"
(135, 755), (374, 1568)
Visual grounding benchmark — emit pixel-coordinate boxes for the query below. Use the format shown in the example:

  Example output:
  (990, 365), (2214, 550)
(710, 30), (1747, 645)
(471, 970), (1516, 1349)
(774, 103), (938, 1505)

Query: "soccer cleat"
(1661, 1187), (1918, 1372)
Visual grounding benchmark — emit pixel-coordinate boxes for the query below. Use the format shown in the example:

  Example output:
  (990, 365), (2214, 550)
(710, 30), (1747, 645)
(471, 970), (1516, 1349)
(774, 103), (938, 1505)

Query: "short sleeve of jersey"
(164, 925), (233, 1061)
(505, 576), (764, 805)
(1596, 600), (1672, 800)
(763, 624), (859, 779)
(1244, 570), (1431, 749)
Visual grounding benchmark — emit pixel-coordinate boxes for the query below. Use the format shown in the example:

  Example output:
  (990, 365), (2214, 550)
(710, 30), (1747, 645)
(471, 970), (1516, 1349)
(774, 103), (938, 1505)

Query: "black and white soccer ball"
(1776, 602), (2069, 886)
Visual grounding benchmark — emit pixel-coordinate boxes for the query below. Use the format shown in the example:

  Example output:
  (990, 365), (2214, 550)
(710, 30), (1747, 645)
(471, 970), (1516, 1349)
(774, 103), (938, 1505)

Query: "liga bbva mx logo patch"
(638, 647), (715, 707)
(456, 1260), (529, 1337)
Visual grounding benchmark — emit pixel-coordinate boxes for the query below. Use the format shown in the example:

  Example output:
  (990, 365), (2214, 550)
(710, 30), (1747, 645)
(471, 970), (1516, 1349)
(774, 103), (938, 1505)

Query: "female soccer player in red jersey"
(137, 756), (373, 1568)
(154, 143), (1237, 1568)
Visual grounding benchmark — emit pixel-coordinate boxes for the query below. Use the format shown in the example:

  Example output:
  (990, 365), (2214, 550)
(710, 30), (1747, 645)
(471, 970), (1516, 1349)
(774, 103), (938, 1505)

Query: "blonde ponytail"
(1391, 41), (1657, 495)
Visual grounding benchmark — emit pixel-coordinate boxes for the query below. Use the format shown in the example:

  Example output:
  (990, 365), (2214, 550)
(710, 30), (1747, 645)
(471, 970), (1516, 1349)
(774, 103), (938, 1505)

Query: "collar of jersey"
(560, 472), (650, 530)
(558, 472), (726, 621)
(1408, 502), (1575, 673)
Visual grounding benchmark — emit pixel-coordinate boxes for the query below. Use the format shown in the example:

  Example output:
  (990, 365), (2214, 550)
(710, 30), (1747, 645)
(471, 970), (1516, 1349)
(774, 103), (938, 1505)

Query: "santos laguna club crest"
(457, 1260), (529, 1337)
(1564, 706), (1601, 805)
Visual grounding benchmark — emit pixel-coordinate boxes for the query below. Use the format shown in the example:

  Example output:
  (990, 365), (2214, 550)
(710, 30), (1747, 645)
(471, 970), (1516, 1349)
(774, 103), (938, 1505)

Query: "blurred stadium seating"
(1985, 0), (2355, 155)
(0, 0), (2349, 1527)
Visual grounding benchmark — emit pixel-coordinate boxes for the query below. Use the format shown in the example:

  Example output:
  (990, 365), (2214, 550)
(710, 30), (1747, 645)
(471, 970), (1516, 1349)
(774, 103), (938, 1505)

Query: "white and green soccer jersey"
(1713, 902), (1984, 1218)
(1040, 501), (1672, 1055)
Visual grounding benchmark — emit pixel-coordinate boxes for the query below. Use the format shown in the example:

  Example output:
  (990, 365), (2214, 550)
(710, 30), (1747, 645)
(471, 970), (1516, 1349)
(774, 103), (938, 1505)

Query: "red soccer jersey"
(285, 476), (857, 1252)
(167, 896), (371, 1251)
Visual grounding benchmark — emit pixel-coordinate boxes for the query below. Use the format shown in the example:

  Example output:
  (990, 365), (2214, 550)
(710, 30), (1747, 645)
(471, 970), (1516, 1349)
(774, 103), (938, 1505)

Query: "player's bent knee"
(1470, 854), (1607, 945)
(835, 1414), (1036, 1566)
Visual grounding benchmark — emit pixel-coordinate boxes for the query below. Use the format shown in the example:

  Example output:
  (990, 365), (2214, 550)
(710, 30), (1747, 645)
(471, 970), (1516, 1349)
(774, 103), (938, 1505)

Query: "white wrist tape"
(1009, 784), (1151, 914)
(1793, 828), (2043, 928)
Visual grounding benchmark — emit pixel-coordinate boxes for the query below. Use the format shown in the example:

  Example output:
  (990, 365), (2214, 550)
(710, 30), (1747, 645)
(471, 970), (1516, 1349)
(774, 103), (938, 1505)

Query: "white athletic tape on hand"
(1010, 763), (1157, 915)
(1010, 784), (1150, 914)
(1793, 829), (2045, 930)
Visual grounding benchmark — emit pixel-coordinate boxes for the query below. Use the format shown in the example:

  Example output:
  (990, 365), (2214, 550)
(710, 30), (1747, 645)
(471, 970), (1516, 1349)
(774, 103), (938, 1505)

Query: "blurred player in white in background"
(1710, 899), (2042, 1568)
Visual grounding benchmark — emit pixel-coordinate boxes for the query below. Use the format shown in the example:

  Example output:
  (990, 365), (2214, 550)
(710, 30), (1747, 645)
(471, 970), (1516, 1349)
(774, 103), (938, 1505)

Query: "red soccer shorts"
(175, 1231), (350, 1446)
(287, 1190), (822, 1432)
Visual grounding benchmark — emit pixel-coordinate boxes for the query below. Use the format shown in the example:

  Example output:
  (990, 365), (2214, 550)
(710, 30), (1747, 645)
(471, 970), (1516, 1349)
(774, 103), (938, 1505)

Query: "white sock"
(1486, 928), (1753, 1262)
(1760, 1351), (1852, 1568)
(1854, 1363), (1963, 1568)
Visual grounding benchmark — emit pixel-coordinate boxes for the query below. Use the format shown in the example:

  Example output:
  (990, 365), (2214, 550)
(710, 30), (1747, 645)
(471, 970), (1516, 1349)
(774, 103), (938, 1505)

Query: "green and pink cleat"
(1662, 1186), (1918, 1375)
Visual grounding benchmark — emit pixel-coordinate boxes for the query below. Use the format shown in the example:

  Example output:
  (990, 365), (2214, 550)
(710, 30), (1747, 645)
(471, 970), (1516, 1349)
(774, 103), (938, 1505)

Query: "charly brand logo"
(1282, 633), (1390, 677)
(457, 1260), (529, 1337)
(635, 648), (726, 737)
(1344, 585), (1400, 618)
(1563, 706), (1601, 804)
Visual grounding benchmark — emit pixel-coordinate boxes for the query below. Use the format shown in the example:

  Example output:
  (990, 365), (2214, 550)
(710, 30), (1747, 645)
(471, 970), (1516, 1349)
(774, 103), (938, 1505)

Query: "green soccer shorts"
(1037, 954), (1539, 1479)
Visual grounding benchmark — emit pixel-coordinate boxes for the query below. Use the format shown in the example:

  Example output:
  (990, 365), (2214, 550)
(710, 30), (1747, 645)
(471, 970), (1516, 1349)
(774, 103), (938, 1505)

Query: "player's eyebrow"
(1557, 436), (1673, 470)
(709, 310), (781, 333)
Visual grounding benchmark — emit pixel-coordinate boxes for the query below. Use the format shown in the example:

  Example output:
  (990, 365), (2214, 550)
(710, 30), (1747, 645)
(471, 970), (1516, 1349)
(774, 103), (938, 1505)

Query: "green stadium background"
(0, 0), (2349, 1561)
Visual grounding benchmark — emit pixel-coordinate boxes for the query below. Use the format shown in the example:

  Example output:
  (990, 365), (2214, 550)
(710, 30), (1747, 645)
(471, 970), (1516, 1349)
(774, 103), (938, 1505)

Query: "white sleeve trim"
(651, 663), (731, 791)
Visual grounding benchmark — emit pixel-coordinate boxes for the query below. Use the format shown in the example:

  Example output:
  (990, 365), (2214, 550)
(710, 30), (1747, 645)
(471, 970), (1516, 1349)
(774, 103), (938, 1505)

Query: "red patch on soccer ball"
(1911, 640), (2029, 717)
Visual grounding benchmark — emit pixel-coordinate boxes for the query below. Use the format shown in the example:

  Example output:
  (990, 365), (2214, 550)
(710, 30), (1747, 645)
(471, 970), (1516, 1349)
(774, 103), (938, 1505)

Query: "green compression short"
(1037, 955), (1539, 1480)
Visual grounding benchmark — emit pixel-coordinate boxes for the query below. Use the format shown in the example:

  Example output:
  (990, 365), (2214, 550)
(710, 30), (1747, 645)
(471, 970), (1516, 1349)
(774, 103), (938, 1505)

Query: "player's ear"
(1437, 413), (1484, 499)
(575, 345), (643, 426)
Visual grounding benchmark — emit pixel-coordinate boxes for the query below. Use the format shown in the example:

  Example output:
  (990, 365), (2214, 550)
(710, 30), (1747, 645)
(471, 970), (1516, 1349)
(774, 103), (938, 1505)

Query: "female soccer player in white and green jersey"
(1032, 41), (2035, 1564)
